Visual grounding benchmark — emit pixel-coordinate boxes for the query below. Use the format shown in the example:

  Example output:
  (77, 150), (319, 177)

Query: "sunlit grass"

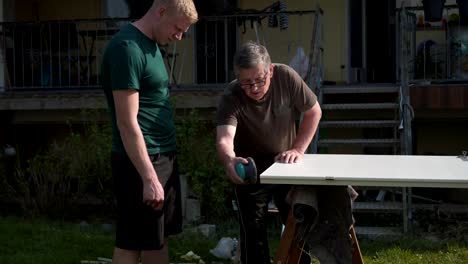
(0, 217), (467, 264)
(0, 217), (113, 264)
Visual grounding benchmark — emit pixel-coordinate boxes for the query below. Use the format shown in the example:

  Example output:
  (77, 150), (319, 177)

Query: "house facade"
(0, 0), (467, 203)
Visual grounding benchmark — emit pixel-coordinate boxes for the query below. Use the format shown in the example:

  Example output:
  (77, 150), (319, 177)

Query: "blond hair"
(154, 0), (198, 23)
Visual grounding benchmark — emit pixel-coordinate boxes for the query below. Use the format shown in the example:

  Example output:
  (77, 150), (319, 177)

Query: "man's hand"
(226, 156), (249, 185)
(142, 176), (165, 210)
(274, 149), (303, 163)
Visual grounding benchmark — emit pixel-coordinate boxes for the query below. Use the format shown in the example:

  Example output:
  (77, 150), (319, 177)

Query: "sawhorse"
(273, 213), (364, 264)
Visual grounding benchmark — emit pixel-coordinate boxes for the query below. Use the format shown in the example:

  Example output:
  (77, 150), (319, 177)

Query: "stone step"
(353, 202), (403, 212)
(322, 103), (399, 110)
(318, 138), (399, 146)
(354, 226), (403, 239)
(322, 85), (399, 94)
(412, 203), (468, 214)
(320, 120), (400, 128)
(353, 201), (468, 214)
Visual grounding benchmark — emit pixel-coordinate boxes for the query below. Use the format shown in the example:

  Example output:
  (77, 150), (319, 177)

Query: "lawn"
(0, 217), (467, 264)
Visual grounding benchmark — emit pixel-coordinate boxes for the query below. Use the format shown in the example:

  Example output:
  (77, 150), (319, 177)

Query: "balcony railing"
(0, 18), (132, 90)
(397, 4), (468, 84)
(0, 9), (322, 92)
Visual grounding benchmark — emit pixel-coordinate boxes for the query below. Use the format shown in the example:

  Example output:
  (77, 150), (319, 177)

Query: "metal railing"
(0, 18), (133, 90)
(0, 8), (322, 92)
(397, 3), (417, 233)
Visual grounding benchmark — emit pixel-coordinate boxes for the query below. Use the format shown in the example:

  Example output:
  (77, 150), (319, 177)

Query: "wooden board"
(261, 154), (468, 188)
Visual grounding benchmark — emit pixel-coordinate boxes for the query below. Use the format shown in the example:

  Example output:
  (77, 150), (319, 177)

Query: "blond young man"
(101, 1), (198, 263)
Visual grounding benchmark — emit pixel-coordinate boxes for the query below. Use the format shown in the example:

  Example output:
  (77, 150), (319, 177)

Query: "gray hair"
(233, 41), (271, 76)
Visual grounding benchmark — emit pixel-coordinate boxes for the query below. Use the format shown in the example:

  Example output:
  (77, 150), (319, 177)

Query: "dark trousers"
(234, 184), (311, 264)
(235, 184), (288, 264)
(112, 151), (182, 250)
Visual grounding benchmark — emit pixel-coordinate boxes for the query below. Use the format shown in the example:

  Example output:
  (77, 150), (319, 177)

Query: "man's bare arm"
(216, 125), (245, 184)
(293, 102), (322, 153)
(113, 89), (164, 209)
(276, 103), (322, 163)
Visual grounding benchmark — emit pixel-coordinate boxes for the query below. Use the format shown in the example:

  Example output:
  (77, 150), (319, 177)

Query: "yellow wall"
(15, 0), (102, 21)
(314, 0), (347, 83)
(238, 0), (347, 83)
(9, 0), (349, 84)
(166, 31), (196, 85)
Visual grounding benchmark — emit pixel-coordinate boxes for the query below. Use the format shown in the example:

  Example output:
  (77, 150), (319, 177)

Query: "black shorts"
(112, 151), (183, 250)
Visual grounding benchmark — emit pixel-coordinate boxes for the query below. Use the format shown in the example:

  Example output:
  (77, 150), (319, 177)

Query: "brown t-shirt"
(216, 63), (317, 165)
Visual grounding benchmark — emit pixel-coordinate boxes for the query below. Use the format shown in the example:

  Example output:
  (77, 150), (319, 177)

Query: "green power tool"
(235, 157), (257, 184)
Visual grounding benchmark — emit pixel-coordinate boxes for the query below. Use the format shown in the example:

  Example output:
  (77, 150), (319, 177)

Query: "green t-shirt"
(101, 24), (176, 155)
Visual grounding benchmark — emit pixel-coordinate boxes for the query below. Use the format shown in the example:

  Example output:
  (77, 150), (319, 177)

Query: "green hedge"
(1, 109), (233, 222)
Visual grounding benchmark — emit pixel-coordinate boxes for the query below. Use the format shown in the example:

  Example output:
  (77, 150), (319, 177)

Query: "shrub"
(2, 108), (234, 222)
(4, 111), (113, 218)
(175, 109), (233, 222)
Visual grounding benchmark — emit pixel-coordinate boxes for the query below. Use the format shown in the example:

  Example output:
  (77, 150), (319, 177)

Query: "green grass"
(0, 217), (114, 264)
(0, 217), (467, 264)
(360, 239), (468, 264)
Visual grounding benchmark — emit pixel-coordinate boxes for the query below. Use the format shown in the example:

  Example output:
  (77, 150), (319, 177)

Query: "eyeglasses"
(238, 74), (269, 90)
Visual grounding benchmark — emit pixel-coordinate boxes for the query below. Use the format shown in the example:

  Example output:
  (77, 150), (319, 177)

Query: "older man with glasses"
(216, 41), (324, 264)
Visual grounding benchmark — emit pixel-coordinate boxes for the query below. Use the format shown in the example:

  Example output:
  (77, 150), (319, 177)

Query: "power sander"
(235, 157), (257, 184)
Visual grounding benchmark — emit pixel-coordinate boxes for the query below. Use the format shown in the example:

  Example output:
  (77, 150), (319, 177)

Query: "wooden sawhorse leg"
(350, 225), (364, 264)
(273, 212), (304, 264)
(273, 213), (365, 264)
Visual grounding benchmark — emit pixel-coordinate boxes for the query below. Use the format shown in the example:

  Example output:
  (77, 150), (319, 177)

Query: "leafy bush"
(0, 154), (19, 214)
(3, 111), (113, 218)
(175, 109), (233, 222)
(2, 108), (233, 222)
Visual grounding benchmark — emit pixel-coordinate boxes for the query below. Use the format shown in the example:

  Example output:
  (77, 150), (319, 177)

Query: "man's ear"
(269, 64), (274, 78)
(157, 6), (166, 18)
